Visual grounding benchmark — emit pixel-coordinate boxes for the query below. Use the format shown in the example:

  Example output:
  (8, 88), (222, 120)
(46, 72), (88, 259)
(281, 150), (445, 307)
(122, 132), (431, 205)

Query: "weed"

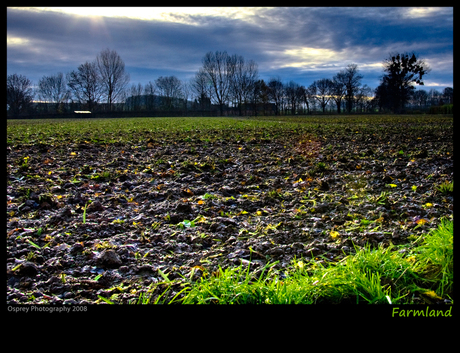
(202, 193), (217, 200)
(435, 180), (453, 194)
(366, 191), (389, 205)
(316, 161), (327, 170)
(177, 219), (195, 229)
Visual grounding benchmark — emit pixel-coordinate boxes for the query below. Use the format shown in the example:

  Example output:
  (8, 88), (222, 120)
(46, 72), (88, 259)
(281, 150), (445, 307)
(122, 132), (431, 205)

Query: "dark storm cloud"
(7, 7), (453, 91)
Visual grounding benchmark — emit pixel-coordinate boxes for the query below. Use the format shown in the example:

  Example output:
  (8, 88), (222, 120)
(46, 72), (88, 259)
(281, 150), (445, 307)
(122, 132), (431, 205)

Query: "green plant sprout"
(435, 180), (453, 194)
(82, 202), (88, 224)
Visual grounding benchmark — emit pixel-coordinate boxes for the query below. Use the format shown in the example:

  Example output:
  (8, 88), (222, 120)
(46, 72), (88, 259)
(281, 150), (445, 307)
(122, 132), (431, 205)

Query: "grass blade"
(98, 295), (114, 304)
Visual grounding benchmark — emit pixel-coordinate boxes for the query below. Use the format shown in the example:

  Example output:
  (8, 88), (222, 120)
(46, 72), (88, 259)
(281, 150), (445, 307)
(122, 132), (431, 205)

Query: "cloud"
(7, 7), (453, 91)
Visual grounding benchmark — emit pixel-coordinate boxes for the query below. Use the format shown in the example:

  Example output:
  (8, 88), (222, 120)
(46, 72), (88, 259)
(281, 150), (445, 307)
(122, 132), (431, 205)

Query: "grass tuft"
(412, 218), (453, 297)
(174, 219), (453, 304)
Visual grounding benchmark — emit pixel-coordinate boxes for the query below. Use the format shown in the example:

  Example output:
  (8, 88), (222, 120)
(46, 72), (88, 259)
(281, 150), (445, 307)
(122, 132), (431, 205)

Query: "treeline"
(7, 49), (453, 118)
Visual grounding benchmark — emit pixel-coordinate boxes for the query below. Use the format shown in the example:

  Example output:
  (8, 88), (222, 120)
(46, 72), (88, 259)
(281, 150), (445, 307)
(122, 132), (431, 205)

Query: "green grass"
(172, 219), (453, 304)
(412, 218), (453, 297)
(7, 115), (452, 146)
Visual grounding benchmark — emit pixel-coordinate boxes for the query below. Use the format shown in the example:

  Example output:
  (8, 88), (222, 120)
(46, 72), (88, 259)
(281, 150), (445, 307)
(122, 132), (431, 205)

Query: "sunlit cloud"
(404, 7), (444, 18)
(358, 62), (383, 69)
(277, 47), (339, 69)
(13, 7), (271, 25)
(278, 47), (385, 73)
(422, 80), (451, 87)
(7, 36), (30, 46)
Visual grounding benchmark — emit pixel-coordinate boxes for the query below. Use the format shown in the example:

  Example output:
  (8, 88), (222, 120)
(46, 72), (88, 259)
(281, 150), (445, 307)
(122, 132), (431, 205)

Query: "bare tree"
(310, 78), (334, 113)
(144, 81), (157, 110)
(201, 51), (233, 116)
(295, 85), (305, 114)
(37, 72), (69, 113)
(299, 85), (314, 114)
(427, 89), (441, 107)
(355, 84), (373, 112)
(229, 54), (259, 115)
(190, 68), (212, 111)
(285, 80), (302, 115)
(268, 77), (284, 115)
(251, 79), (270, 116)
(155, 76), (182, 110)
(181, 81), (192, 112)
(128, 83), (144, 111)
(67, 61), (102, 111)
(331, 72), (347, 114)
(7, 73), (34, 117)
(442, 87), (453, 105)
(336, 64), (363, 113)
(96, 48), (130, 111)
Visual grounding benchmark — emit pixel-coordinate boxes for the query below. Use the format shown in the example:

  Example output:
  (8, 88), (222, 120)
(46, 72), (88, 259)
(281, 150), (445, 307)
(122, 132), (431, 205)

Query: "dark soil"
(6, 117), (453, 304)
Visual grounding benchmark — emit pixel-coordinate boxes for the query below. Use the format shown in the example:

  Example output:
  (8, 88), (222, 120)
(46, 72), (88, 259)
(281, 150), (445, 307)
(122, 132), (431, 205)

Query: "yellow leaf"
(197, 200), (205, 205)
(423, 290), (442, 300)
(330, 230), (340, 239)
(416, 218), (429, 225)
(70, 152), (77, 156)
(425, 203), (433, 208)
(256, 211), (262, 216)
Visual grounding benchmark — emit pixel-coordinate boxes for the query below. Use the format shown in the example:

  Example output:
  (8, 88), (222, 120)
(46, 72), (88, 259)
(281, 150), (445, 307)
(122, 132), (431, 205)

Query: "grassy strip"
(163, 218), (453, 304)
(7, 115), (452, 146)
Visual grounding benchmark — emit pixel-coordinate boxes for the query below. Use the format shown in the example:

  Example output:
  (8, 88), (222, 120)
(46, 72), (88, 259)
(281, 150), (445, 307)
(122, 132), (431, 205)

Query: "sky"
(7, 7), (454, 95)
